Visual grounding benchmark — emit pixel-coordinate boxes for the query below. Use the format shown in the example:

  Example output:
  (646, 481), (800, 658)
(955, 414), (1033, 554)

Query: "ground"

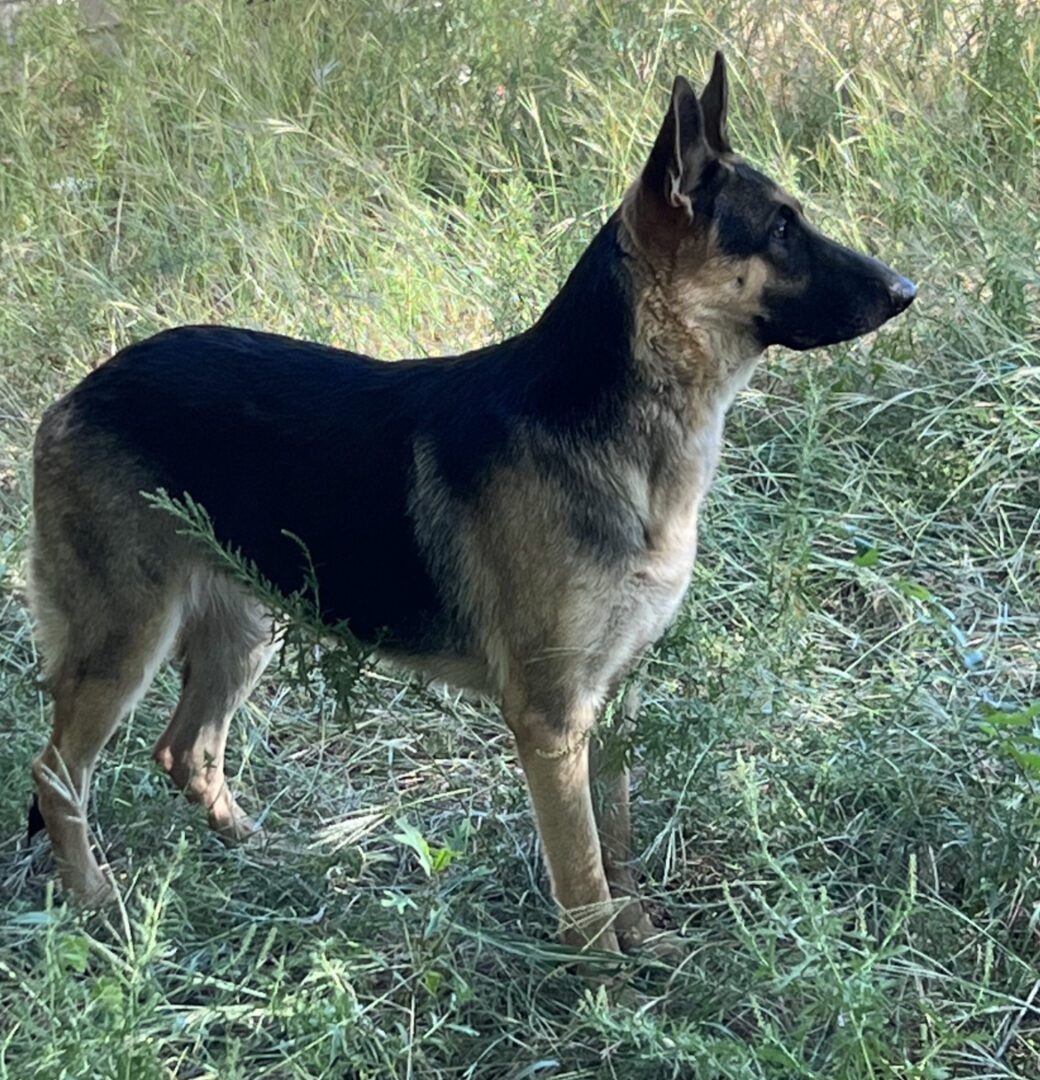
(0, 1), (1038, 1077)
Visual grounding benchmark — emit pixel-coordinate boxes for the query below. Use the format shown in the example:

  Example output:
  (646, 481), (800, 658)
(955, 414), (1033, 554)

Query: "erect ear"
(639, 75), (711, 221)
(700, 50), (732, 155)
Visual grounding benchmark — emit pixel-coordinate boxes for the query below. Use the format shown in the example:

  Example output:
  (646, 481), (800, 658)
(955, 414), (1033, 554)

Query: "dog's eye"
(771, 215), (789, 242)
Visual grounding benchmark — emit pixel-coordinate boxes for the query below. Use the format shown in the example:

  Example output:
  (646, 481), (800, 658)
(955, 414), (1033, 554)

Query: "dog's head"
(622, 53), (915, 358)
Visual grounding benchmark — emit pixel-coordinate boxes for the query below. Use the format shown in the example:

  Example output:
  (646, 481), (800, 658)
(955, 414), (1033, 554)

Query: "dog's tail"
(26, 794), (45, 845)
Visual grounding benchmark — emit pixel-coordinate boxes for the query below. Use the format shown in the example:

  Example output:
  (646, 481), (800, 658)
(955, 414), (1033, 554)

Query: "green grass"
(1, 1), (1039, 1076)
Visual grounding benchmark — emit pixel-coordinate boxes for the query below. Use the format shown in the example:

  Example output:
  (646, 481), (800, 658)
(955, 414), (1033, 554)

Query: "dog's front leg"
(506, 700), (620, 953)
(590, 687), (659, 952)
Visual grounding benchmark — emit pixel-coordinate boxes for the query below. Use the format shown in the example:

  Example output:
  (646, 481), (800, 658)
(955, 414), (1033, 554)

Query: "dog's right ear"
(700, 51), (732, 155)
(638, 76), (711, 224)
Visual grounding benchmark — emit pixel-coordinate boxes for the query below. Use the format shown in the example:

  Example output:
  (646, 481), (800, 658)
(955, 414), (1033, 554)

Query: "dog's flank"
(27, 52), (916, 953)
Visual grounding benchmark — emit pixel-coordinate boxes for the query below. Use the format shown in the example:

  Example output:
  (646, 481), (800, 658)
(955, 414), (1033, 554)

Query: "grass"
(1, 0), (1038, 1076)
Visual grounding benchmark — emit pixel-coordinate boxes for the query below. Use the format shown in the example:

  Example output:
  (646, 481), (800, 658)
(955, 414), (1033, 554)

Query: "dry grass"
(0, 1), (1038, 1077)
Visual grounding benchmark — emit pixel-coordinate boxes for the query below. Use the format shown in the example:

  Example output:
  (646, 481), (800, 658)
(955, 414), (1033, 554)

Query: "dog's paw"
(68, 862), (118, 909)
(617, 912), (687, 961)
(208, 796), (264, 846)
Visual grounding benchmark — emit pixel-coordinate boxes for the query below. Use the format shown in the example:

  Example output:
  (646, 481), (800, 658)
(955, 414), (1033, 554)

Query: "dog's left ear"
(638, 75), (711, 224)
(700, 50), (732, 155)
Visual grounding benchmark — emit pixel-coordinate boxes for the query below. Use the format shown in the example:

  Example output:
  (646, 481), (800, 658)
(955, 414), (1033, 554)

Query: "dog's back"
(50, 325), (452, 647)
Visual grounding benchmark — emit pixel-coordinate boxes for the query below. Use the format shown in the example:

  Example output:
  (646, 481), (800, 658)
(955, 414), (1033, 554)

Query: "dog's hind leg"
(590, 686), (659, 952)
(30, 589), (182, 904)
(152, 577), (279, 842)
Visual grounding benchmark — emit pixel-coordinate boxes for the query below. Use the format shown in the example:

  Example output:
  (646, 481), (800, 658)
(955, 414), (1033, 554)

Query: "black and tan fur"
(27, 54), (915, 953)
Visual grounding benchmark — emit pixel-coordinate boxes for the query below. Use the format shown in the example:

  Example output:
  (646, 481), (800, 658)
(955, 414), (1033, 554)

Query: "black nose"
(888, 275), (917, 313)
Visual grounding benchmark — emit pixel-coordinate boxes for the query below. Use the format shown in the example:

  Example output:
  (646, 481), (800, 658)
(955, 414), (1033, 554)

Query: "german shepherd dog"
(27, 54), (915, 953)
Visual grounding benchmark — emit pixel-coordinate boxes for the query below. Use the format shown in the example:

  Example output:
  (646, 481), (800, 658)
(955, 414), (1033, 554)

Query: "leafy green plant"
(1, 1), (1038, 1077)
(979, 701), (1040, 782)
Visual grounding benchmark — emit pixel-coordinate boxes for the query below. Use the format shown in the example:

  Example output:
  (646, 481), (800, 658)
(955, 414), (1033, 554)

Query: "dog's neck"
(519, 213), (761, 453)
(616, 214), (763, 424)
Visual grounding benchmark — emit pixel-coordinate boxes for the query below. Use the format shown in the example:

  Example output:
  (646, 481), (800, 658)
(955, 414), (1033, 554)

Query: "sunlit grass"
(1, 1), (1038, 1077)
